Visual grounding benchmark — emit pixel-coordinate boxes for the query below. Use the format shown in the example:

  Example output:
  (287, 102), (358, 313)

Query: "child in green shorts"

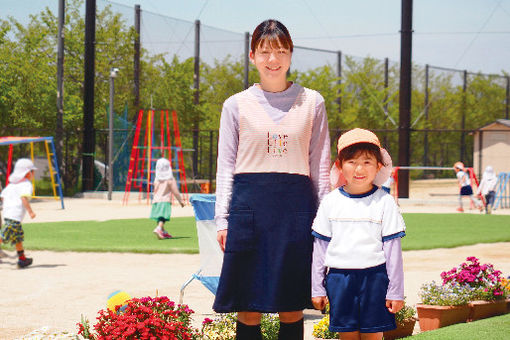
(150, 158), (185, 239)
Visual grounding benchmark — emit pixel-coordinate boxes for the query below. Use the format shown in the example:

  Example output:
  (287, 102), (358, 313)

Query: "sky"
(2, 0), (510, 75)
(107, 0), (510, 75)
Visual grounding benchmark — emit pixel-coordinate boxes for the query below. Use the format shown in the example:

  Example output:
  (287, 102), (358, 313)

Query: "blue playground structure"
(494, 172), (510, 210)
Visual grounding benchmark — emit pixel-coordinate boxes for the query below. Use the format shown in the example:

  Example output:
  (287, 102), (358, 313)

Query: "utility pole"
(56, 0), (65, 181)
(82, 0), (96, 191)
(108, 68), (119, 200)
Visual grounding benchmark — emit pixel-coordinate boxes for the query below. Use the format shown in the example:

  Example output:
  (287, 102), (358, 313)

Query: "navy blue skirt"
(213, 173), (317, 313)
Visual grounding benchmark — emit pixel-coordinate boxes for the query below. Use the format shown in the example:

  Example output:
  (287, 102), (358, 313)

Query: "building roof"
(475, 119), (510, 131)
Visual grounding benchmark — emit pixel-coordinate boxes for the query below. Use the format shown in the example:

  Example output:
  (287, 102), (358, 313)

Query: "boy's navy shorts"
(326, 263), (396, 333)
(460, 185), (473, 196)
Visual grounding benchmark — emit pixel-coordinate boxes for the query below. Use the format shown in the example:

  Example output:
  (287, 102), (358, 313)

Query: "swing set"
(123, 109), (189, 205)
(0, 136), (64, 209)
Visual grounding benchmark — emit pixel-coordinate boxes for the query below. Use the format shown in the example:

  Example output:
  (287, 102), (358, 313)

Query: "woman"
(213, 19), (330, 339)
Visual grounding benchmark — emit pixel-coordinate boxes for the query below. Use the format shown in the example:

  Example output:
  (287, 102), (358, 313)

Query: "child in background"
(150, 158), (185, 239)
(0, 169), (5, 260)
(380, 169), (395, 194)
(453, 162), (482, 212)
(477, 165), (498, 214)
(311, 128), (405, 340)
(0, 158), (37, 268)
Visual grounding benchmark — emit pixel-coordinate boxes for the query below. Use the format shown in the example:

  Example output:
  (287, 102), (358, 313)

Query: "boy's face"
(26, 170), (35, 180)
(341, 151), (382, 194)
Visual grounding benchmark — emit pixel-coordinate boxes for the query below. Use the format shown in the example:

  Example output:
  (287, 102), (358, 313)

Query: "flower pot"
(506, 298), (510, 314)
(416, 304), (470, 331)
(468, 300), (507, 322)
(383, 318), (416, 340)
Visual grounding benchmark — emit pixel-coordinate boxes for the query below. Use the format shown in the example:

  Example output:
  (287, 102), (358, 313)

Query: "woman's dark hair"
(338, 143), (383, 165)
(251, 19), (293, 53)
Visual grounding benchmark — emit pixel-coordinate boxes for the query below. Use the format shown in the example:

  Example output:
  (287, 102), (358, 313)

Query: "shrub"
(440, 256), (507, 301)
(201, 313), (280, 340)
(419, 281), (472, 306)
(77, 296), (200, 339)
(312, 314), (338, 339)
(395, 302), (416, 324)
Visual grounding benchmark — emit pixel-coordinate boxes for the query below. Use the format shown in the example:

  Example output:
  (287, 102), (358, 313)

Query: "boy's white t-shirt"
(1, 180), (33, 222)
(456, 170), (470, 187)
(312, 186), (406, 269)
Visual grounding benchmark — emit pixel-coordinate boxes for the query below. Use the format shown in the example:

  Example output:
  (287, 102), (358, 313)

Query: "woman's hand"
(217, 230), (228, 252)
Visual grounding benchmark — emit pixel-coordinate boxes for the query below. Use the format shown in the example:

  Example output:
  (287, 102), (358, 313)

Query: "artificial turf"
(4, 213), (510, 254)
(406, 313), (510, 339)
(19, 217), (198, 253)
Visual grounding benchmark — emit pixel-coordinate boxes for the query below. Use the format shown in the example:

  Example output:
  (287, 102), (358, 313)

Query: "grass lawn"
(20, 217), (198, 253)
(401, 214), (510, 251)
(2, 213), (509, 254)
(407, 313), (510, 339)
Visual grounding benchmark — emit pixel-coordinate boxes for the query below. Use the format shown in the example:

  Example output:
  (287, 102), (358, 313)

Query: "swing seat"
(179, 194), (223, 303)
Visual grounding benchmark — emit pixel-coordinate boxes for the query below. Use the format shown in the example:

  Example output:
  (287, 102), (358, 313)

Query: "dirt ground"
(1, 180), (509, 339)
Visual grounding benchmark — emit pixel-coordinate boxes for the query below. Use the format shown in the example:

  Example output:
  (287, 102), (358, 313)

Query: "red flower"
(80, 296), (199, 339)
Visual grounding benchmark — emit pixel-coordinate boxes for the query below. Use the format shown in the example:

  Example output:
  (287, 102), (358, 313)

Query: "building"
(472, 119), (510, 176)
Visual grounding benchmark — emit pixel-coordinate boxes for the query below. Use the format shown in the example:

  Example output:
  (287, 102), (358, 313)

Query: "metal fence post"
(244, 32), (250, 89)
(337, 51), (342, 114)
(398, 0), (413, 198)
(193, 20), (200, 178)
(461, 70), (467, 163)
(424, 64), (429, 169)
(134, 5), (141, 117)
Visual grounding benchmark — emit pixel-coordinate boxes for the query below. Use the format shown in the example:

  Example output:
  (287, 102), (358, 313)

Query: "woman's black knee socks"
(278, 318), (304, 340)
(236, 320), (262, 340)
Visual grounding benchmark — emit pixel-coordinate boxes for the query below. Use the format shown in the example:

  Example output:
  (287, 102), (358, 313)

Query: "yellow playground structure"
(1, 136), (64, 209)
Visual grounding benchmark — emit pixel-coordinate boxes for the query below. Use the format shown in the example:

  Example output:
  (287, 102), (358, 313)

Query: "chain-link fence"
(1, 0), (509, 195)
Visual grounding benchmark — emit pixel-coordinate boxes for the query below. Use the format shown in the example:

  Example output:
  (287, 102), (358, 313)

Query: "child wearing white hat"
(0, 158), (37, 268)
(150, 158), (185, 239)
(477, 165), (498, 214)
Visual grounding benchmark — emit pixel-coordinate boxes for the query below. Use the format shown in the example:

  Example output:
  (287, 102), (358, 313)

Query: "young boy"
(0, 158), (37, 268)
(311, 128), (405, 340)
(453, 161), (482, 212)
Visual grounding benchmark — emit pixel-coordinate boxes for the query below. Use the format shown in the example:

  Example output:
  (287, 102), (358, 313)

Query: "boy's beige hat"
(9, 158), (37, 184)
(336, 128), (381, 152)
(330, 128), (393, 189)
